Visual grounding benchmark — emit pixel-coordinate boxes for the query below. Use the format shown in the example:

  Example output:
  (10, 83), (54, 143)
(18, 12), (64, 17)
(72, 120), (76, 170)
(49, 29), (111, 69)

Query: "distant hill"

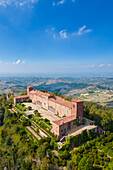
(1, 76), (113, 107)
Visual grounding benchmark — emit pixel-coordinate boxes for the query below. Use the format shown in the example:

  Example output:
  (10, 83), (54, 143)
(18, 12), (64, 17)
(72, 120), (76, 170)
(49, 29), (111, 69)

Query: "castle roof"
(29, 90), (83, 109)
(71, 99), (83, 103)
(14, 95), (29, 99)
(29, 90), (51, 97)
(52, 115), (76, 126)
(49, 96), (72, 108)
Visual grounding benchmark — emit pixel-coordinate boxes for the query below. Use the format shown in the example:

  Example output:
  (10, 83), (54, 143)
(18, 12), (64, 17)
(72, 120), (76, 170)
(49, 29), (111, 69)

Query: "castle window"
(73, 104), (75, 108)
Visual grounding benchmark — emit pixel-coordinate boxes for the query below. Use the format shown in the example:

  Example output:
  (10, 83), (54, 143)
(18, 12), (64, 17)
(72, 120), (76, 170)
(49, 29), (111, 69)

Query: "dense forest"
(1, 94), (113, 169)
(84, 101), (113, 131)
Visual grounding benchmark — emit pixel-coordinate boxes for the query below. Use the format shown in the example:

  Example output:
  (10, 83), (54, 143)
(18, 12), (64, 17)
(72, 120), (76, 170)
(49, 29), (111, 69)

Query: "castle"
(14, 86), (83, 138)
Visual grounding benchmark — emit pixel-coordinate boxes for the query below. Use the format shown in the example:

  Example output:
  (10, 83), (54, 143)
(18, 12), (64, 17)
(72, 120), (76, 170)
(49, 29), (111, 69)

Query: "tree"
(78, 157), (93, 170)
(28, 114), (33, 119)
(6, 137), (12, 146)
(4, 109), (13, 123)
(67, 160), (77, 170)
(0, 106), (5, 126)
(58, 150), (70, 160)
(20, 92), (27, 96)
(26, 98), (32, 102)
(40, 157), (50, 170)
(34, 110), (38, 114)
(21, 160), (32, 170)
(34, 110), (41, 117)
(7, 96), (14, 105)
(72, 155), (81, 167)
(15, 126), (20, 133)
(27, 106), (32, 110)
(40, 89), (48, 93)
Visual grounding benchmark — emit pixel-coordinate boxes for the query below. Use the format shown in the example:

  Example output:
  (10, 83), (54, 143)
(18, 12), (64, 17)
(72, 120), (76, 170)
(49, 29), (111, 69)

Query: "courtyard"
(23, 102), (60, 123)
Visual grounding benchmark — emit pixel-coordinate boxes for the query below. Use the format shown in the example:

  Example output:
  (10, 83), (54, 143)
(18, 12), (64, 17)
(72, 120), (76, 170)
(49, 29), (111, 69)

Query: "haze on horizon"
(0, 0), (113, 75)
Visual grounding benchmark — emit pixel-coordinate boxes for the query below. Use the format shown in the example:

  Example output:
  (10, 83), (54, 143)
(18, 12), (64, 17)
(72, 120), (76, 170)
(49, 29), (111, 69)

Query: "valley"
(1, 76), (113, 107)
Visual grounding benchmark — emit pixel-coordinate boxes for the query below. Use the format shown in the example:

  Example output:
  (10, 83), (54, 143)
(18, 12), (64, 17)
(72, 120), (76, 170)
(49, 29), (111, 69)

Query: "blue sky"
(0, 0), (113, 75)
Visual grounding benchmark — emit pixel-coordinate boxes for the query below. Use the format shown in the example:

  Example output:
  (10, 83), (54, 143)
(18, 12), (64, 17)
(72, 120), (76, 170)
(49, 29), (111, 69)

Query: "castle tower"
(71, 99), (83, 123)
(27, 86), (33, 96)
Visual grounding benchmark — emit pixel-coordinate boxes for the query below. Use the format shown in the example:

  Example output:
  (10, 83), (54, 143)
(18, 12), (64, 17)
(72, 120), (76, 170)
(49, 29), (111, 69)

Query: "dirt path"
(98, 149), (112, 159)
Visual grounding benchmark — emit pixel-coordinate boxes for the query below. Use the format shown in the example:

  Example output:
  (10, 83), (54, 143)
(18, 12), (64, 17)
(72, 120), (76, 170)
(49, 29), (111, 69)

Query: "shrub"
(73, 119), (80, 126)
(82, 118), (86, 125)
(58, 150), (70, 160)
(34, 110), (41, 117)
(15, 126), (20, 133)
(34, 110), (38, 114)
(21, 104), (25, 107)
(16, 104), (26, 112)
(6, 137), (12, 146)
(20, 129), (26, 136)
(44, 118), (50, 122)
(28, 114), (33, 119)
(27, 106), (32, 110)
(22, 120), (31, 126)
(26, 98), (32, 102)
(36, 128), (39, 134)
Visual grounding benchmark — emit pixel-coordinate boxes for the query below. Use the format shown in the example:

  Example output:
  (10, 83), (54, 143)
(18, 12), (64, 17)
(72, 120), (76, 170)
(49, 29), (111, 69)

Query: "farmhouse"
(14, 86), (83, 138)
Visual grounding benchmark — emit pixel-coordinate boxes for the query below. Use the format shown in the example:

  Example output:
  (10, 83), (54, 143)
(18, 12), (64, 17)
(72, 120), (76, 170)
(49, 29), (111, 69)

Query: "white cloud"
(58, 0), (65, 5)
(46, 27), (58, 39)
(84, 29), (92, 33)
(53, 33), (57, 39)
(53, 0), (75, 6)
(108, 64), (112, 67)
(99, 64), (104, 67)
(77, 25), (86, 35)
(0, 0), (38, 7)
(82, 64), (113, 69)
(59, 30), (68, 39)
(53, 2), (55, 6)
(47, 27), (68, 39)
(13, 59), (21, 65)
(3, 59), (26, 65)
(16, 60), (21, 64)
(82, 64), (96, 68)
(75, 25), (92, 36)
(22, 60), (25, 64)
(53, 0), (65, 6)
(47, 25), (92, 39)
(90, 64), (96, 68)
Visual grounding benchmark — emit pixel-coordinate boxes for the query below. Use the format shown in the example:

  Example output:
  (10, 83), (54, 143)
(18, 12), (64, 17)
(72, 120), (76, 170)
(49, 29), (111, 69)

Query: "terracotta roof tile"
(14, 95), (29, 99)
(30, 90), (51, 97)
(29, 90), (83, 108)
(49, 96), (72, 108)
(52, 115), (76, 126)
(72, 99), (83, 102)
